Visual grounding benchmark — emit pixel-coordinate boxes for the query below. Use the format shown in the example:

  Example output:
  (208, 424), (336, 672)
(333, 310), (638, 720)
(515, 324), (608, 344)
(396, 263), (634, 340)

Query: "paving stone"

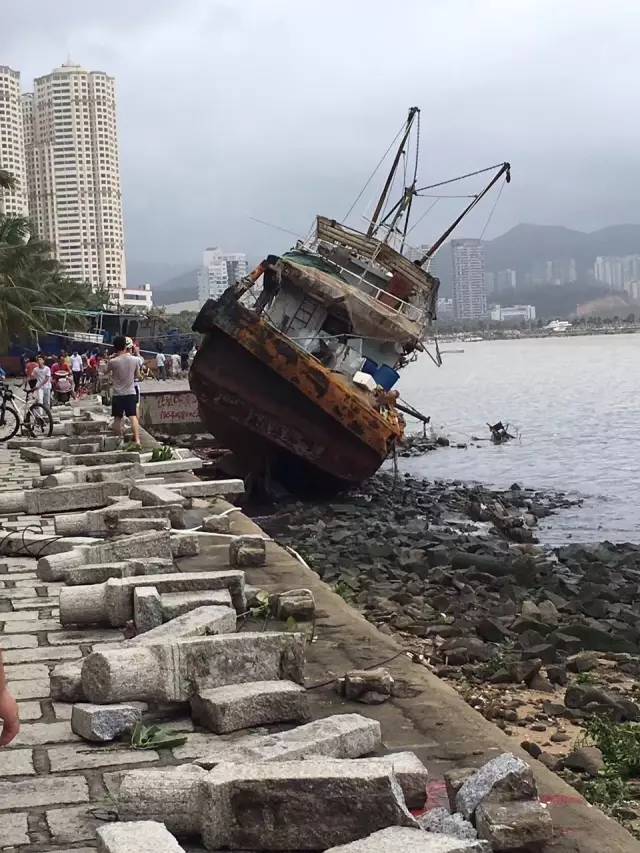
(0, 633), (38, 649)
(11, 678), (51, 700)
(97, 820), (186, 852)
(4, 619), (62, 633)
(0, 609), (40, 620)
(47, 628), (125, 646)
(5, 663), (49, 681)
(0, 747), (35, 776)
(12, 720), (79, 746)
(0, 812), (29, 846)
(53, 701), (73, 720)
(46, 804), (101, 844)
(4, 644), (82, 664)
(48, 742), (160, 771)
(18, 700), (43, 721)
(0, 774), (89, 807)
(12, 597), (60, 609)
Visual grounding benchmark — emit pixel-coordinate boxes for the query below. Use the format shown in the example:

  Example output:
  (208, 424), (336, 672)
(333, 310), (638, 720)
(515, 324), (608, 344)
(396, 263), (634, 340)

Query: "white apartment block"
(22, 62), (127, 295)
(594, 255), (640, 291)
(197, 248), (248, 303)
(0, 66), (28, 215)
(452, 238), (487, 320)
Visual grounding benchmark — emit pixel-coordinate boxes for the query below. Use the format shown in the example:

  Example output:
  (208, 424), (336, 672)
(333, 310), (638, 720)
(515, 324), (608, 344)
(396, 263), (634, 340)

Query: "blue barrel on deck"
(373, 364), (399, 390)
(361, 357), (378, 376)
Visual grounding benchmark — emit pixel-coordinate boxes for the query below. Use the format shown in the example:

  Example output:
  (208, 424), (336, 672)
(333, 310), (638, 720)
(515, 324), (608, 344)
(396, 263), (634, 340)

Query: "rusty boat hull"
(190, 295), (403, 493)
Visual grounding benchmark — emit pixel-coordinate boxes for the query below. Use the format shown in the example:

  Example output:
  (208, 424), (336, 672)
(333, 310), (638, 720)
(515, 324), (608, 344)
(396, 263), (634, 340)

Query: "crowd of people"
(19, 342), (199, 408)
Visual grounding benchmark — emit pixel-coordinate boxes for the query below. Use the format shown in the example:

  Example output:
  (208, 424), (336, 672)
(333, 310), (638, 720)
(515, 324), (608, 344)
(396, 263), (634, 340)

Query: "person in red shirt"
(24, 356), (38, 391)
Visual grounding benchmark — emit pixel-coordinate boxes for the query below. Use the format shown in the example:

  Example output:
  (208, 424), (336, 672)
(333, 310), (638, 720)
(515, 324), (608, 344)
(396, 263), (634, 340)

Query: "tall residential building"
(197, 248), (248, 303)
(0, 66), (28, 215)
(496, 268), (517, 290)
(594, 255), (640, 291)
(22, 61), (126, 296)
(452, 239), (486, 320)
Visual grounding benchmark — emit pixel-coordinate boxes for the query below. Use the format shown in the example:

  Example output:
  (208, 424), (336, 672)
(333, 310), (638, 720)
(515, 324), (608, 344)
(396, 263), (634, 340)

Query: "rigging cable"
(479, 177), (507, 240)
(416, 162), (506, 193)
(343, 119), (408, 221)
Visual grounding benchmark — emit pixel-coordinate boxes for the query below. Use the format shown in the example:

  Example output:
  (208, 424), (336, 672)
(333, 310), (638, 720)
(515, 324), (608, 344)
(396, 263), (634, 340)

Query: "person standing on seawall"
(155, 348), (167, 381)
(71, 350), (83, 395)
(0, 652), (19, 745)
(108, 335), (141, 448)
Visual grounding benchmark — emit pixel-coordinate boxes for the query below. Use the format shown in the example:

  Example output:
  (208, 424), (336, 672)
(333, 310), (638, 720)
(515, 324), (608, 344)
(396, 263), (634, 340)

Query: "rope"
(479, 177), (506, 240)
(343, 120), (408, 221)
(306, 650), (409, 691)
(416, 162), (506, 193)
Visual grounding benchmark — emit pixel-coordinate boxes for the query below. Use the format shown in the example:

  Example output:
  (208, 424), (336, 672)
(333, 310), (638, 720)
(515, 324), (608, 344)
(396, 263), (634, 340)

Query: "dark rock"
(566, 651), (600, 672)
(527, 673), (555, 693)
(542, 701), (567, 717)
(476, 617), (510, 643)
(521, 644), (556, 664)
(562, 746), (605, 777)
(546, 664), (568, 685)
(520, 740), (542, 759)
(508, 659), (542, 684)
(561, 622), (638, 654)
(564, 684), (640, 721)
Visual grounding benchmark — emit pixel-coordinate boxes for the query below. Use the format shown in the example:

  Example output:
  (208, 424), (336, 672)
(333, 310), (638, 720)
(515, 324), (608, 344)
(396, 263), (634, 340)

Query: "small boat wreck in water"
(191, 108), (510, 492)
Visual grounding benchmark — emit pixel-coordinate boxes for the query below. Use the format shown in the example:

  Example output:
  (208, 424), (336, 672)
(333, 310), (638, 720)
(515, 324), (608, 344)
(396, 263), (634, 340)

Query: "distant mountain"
(485, 222), (640, 275)
(126, 260), (192, 289)
(152, 269), (198, 305)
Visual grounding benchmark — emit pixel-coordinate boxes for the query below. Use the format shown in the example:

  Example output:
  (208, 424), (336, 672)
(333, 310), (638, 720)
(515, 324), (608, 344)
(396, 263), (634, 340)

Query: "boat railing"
(333, 263), (424, 323)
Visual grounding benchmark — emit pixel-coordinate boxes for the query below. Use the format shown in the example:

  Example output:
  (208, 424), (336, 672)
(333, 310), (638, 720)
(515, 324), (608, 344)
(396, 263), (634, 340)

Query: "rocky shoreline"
(259, 472), (640, 836)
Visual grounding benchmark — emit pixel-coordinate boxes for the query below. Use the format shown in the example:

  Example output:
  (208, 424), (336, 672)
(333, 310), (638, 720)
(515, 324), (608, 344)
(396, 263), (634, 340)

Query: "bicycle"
(0, 382), (53, 441)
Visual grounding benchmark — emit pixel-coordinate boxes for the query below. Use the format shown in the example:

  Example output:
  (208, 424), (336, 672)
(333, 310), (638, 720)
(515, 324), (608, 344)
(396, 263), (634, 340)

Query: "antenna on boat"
(367, 107), (420, 238)
(417, 162), (511, 264)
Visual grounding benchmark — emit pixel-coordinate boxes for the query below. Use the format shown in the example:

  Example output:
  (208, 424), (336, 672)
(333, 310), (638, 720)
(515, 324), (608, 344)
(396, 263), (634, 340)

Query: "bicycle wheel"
(24, 403), (53, 438)
(0, 405), (20, 441)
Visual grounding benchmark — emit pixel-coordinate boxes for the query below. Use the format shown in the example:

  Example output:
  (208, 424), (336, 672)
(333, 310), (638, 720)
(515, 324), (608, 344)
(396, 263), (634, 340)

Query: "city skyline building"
(451, 238), (487, 320)
(22, 61), (127, 297)
(594, 254), (640, 291)
(197, 247), (248, 303)
(0, 66), (28, 215)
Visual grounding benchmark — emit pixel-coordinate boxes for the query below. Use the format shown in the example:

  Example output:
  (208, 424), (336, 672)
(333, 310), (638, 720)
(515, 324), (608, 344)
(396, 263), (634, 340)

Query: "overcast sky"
(2, 0), (639, 274)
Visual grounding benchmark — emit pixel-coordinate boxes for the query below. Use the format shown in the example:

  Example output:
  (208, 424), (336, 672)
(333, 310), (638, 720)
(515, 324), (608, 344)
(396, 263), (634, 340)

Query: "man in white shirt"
(70, 351), (83, 395)
(108, 336), (141, 447)
(33, 354), (52, 409)
(156, 350), (167, 381)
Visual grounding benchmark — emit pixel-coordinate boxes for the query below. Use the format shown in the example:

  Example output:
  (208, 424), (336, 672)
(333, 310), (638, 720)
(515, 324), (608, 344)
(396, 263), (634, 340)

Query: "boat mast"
(417, 162), (511, 264)
(367, 107), (419, 238)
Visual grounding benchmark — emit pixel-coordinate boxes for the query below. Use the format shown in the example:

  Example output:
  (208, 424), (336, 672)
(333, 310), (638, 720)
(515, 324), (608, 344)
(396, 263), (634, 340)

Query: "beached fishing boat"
(191, 108), (510, 492)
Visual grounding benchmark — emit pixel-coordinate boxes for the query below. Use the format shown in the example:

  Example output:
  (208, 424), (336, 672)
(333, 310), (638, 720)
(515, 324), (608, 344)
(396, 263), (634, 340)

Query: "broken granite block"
(127, 605), (236, 646)
(72, 702), (147, 742)
(419, 807), (477, 840)
(191, 680), (311, 733)
(456, 754), (537, 820)
(324, 827), (491, 852)
(134, 587), (163, 633)
(195, 713), (380, 769)
(202, 514), (231, 533)
(170, 534), (200, 558)
(369, 752), (428, 809)
(200, 759), (418, 850)
(82, 631), (305, 703)
(229, 535), (266, 567)
(51, 660), (85, 701)
(96, 820), (186, 853)
(444, 767), (477, 811)
(60, 570), (246, 626)
(273, 588), (315, 621)
(118, 765), (210, 835)
(161, 589), (233, 619)
(339, 668), (394, 704)
(475, 800), (553, 850)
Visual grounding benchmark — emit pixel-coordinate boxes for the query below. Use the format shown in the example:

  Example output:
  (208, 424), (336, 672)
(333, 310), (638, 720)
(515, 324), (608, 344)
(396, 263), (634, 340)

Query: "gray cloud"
(2, 0), (639, 277)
